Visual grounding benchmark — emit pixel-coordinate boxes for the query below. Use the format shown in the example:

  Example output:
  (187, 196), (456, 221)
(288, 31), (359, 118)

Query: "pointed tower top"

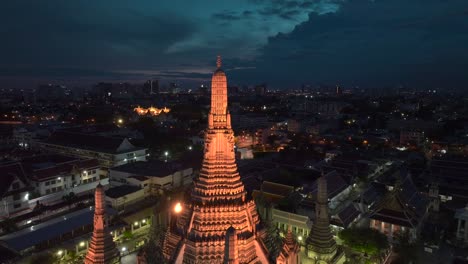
(216, 55), (222, 69)
(284, 227), (295, 247)
(84, 183), (119, 264)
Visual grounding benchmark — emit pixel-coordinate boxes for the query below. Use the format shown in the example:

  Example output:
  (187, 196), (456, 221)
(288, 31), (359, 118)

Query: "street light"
(174, 202), (182, 214)
(164, 151), (169, 162)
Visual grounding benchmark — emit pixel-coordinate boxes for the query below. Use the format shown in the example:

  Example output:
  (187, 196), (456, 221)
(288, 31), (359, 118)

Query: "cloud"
(233, 0), (468, 88)
(2, 0), (466, 89)
(160, 0), (341, 58)
(0, 0), (340, 81)
(0, 1), (196, 70)
(212, 11), (242, 21)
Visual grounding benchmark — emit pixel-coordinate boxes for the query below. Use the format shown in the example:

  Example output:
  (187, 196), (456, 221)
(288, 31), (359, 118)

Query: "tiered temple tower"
(277, 227), (300, 264)
(84, 184), (120, 264)
(305, 174), (345, 264)
(162, 56), (269, 264)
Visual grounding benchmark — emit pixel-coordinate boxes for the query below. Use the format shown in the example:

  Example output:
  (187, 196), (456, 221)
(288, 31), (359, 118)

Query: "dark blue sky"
(1, 0), (467, 89)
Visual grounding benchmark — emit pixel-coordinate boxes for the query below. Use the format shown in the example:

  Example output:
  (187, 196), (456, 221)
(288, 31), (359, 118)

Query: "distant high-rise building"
(143, 79), (159, 95)
(255, 83), (267, 96)
(21, 88), (36, 103)
(336, 85), (342, 95)
(169, 82), (180, 94)
(301, 83), (312, 93)
(151, 79), (159, 94)
(35, 84), (67, 102)
(94, 82), (113, 103)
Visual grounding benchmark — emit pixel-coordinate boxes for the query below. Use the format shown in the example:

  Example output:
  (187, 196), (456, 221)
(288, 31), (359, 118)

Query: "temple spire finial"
(217, 55), (222, 69)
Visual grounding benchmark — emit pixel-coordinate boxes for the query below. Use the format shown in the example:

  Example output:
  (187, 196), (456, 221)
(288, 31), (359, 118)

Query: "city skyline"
(1, 0), (468, 89)
(1, 54), (468, 263)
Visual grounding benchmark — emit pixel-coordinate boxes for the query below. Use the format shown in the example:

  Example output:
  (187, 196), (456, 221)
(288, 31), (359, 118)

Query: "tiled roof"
(21, 154), (76, 165)
(309, 171), (349, 199)
(76, 159), (100, 170)
(25, 158), (100, 181)
(335, 203), (360, 228)
(111, 160), (191, 178)
(360, 182), (386, 205)
(0, 208), (95, 251)
(0, 163), (27, 197)
(369, 168), (428, 228)
(44, 131), (142, 154)
(106, 185), (141, 198)
(260, 181), (294, 196)
(252, 190), (286, 204)
(32, 165), (70, 181)
(128, 175), (149, 181)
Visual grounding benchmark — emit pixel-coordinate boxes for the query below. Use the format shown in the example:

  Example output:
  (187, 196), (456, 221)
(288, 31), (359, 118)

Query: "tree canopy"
(339, 227), (389, 256)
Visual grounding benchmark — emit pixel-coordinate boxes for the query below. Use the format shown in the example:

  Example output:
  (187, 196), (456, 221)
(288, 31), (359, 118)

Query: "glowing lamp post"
(174, 202), (182, 214)
(170, 202), (182, 230)
(164, 151), (169, 162)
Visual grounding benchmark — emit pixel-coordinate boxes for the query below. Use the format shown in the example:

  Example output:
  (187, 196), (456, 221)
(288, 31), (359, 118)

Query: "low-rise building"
(331, 203), (361, 229)
(0, 155), (108, 218)
(253, 181), (312, 242)
(0, 163), (31, 218)
(430, 158), (468, 204)
(109, 160), (193, 195)
(454, 204), (468, 247)
(37, 131), (147, 168)
(369, 170), (428, 242)
(105, 185), (145, 211)
(307, 171), (351, 210)
(26, 158), (103, 196)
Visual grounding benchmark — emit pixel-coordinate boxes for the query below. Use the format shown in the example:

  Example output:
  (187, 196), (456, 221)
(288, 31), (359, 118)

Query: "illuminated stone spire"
(277, 226), (300, 264)
(84, 184), (119, 264)
(162, 56), (267, 264)
(305, 173), (339, 263)
(209, 55), (231, 130)
(217, 55), (222, 69)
